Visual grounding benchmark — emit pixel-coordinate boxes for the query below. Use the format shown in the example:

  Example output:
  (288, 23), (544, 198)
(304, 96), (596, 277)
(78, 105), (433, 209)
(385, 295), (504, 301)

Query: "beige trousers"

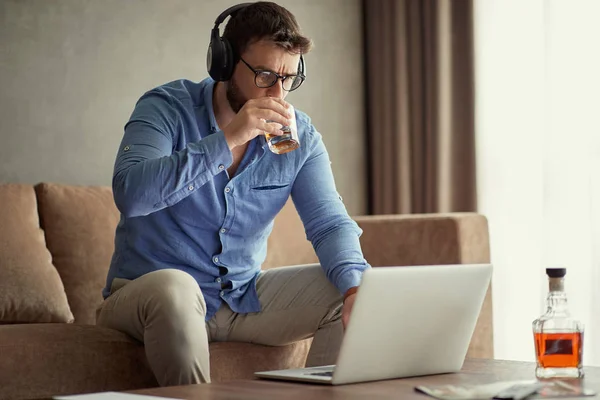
(96, 264), (343, 386)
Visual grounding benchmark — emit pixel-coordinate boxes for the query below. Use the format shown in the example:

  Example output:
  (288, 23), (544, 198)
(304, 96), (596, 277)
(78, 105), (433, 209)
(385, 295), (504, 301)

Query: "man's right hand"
(222, 97), (293, 150)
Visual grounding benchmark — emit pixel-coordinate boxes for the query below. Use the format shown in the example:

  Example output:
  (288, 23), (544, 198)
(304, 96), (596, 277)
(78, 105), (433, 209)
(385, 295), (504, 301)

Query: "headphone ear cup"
(207, 30), (224, 81)
(207, 36), (236, 81)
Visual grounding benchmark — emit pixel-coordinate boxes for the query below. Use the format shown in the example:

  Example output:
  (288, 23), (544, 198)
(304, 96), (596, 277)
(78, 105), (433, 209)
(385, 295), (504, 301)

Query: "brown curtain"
(363, 0), (476, 215)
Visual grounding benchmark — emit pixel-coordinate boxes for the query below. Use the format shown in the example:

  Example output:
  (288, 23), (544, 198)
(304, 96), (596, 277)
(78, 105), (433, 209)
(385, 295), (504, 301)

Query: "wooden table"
(130, 359), (600, 399)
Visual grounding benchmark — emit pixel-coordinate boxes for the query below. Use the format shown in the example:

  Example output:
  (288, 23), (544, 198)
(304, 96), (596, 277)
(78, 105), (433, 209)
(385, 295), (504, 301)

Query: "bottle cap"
(546, 268), (566, 278)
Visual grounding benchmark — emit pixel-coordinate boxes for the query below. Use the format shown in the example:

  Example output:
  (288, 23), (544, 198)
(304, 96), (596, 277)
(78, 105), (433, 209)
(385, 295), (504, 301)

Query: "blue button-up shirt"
(103, 78), (370, 320)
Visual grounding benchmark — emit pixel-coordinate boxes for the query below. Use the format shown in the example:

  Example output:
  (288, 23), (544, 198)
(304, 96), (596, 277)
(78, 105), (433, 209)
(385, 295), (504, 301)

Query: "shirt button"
(220, 291), (225, 297)
(218, 165), (225, 171)
(213, 256), (219, 264)
(216, 277), (222, 283)
(220, 228), (226, 233)
(225, 187), (231, 193)
(188, 185), (194, 191)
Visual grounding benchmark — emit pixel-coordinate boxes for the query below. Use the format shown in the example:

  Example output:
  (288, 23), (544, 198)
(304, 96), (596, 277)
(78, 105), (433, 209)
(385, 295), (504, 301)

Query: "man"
(97, 1), (370, 387)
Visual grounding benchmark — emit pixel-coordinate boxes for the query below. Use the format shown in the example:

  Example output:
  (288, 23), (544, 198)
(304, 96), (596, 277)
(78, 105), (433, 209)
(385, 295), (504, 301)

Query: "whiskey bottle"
(532, 268), (584, 379)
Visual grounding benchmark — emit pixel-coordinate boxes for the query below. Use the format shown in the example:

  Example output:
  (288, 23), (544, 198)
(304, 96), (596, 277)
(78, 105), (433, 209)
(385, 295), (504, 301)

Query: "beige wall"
(0, 0), (367, 215)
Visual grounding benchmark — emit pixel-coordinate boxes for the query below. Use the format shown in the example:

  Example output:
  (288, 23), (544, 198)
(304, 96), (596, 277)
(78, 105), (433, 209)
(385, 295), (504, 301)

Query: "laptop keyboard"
(307, 371), (333, 377)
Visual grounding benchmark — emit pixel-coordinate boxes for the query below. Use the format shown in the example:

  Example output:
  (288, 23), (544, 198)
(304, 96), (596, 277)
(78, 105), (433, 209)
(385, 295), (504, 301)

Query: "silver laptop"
(255, 263), (492, 385)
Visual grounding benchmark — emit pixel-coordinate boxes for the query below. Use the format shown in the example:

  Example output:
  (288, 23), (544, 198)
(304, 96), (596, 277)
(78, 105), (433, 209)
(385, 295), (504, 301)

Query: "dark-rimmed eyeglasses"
(240, 57), (305, 92)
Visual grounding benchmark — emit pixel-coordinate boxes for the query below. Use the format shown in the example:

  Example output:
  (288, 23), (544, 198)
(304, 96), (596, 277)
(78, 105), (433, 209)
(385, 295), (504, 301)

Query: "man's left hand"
(342, 293), (357, 330)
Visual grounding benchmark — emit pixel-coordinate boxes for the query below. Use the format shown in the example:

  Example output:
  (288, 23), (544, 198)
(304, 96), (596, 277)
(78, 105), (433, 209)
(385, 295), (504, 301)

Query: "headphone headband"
(213, 3), (252, 26)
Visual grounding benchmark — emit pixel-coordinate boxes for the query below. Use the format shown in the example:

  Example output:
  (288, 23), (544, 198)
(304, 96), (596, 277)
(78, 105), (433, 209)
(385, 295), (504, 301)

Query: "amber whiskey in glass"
(532, 268), (584, 379)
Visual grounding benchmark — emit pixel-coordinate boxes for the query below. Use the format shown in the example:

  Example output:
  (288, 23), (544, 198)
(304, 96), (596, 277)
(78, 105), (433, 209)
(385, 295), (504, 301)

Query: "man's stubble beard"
(225, 76), (248, 114)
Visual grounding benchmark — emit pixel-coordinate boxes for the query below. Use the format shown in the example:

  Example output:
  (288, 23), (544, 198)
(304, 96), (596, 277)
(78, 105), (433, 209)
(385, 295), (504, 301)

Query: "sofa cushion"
(0, 324), (157, 400)
(35, 183), (120, 325)
(210, 339), (310, 382)
(0, 184), (73, 323)
(0, 324), (310, 400)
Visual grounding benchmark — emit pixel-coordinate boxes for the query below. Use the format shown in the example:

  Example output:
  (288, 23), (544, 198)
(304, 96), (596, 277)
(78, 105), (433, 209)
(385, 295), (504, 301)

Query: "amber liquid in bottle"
(534, 332), (583, 368)
(532, 268), (584, 379)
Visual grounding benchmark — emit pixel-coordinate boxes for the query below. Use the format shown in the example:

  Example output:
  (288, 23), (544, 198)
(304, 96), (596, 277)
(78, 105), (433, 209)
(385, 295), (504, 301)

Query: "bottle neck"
(547, 277), (569, 315)
(549, 277), (564, 292)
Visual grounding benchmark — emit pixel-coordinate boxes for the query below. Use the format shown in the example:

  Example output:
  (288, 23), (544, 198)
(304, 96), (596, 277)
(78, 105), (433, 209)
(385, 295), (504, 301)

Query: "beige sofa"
(0, 183), (493, 400)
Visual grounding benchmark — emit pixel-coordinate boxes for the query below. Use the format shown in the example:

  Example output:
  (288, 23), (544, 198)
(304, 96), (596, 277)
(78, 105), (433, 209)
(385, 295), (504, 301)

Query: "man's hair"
(223, 2), (313, 57)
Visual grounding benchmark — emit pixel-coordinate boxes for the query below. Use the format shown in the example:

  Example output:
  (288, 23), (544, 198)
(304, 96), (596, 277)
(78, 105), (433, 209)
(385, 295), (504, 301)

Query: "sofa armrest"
(354, 212), (490, 266)
(354, 212), (493, 359)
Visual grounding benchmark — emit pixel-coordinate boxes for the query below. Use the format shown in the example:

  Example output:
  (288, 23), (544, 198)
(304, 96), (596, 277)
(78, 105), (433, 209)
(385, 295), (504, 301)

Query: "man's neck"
(212, 82), (236, 130)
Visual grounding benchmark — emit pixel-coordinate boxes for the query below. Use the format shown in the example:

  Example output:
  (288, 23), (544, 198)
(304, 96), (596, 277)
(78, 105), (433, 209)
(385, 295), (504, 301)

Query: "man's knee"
(143, 269), (207, 321)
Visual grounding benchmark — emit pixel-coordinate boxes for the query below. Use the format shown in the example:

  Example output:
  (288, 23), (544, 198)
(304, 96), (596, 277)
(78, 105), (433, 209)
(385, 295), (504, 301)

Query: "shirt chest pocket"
(240, 181), (292, 226)
(238, 156), (296, 226)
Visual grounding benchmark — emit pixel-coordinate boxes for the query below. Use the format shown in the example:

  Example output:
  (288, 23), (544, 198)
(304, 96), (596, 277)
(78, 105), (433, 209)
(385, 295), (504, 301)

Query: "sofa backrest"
(263, 199), (317, 269)
(33, 183), (318, 324)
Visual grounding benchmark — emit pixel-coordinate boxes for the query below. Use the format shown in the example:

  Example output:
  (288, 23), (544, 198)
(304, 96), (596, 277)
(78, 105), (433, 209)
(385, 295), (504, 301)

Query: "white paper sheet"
(53, 392), (181, 400)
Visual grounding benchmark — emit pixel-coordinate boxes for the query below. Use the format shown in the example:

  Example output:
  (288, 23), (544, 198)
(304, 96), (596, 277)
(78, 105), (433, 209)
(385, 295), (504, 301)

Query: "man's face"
(226, 39), (301, 113)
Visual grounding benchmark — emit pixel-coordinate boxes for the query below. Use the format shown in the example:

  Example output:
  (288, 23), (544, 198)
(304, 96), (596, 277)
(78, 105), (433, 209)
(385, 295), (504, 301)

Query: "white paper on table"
(415, 380), (537, 400)
(53, 392), (181, 400)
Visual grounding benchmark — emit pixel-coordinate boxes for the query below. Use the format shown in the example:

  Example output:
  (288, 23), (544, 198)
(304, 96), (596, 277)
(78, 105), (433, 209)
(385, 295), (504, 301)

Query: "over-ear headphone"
(206, 3), (306, 82)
